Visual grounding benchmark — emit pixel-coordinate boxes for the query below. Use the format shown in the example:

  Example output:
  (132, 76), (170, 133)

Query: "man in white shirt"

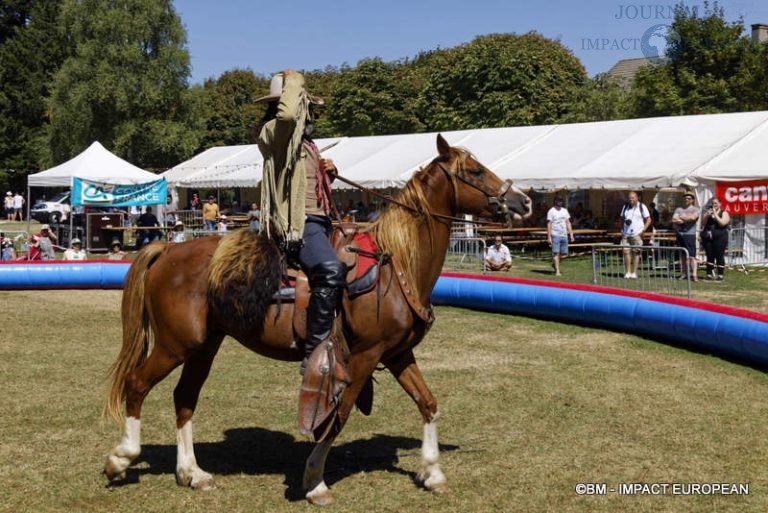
(12, 192), (24, 221)
(485, 235), (512, 271)
(620, 191), (652, 279)
(546, 196), (575, 277)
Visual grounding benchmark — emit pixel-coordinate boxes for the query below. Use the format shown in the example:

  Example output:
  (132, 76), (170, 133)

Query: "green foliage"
(198, 68), (269, 149)
(323, 58), (425, 136)
(0, 0), (33, 44)
(46, 0), (199, 169)
(560, 73), (634, 123)
(632, 1), (768, 116)
(0, 1), (68, 174)
(417, 33), (588, 130)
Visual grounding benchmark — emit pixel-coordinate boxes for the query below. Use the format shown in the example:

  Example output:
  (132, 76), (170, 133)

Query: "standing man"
(12, 191), (24, 221)
(672, 191), (700, 282)
(256, 69), (348, 434)
(202, 196), (219, 231)
(4, 192), (14, 221)
(485, 235), (512, 271)
(546, 196), (574, 277)
(620, 191), (652, 279)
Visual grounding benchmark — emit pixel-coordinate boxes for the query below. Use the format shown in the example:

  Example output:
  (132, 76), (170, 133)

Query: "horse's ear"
(436, 134), (451, 157)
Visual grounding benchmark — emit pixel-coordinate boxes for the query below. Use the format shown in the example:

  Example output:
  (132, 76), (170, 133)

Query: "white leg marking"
(105, 416), (141, 478)
(175, 420), (215, 490)
(304, 439), (334, 505)
(419, 412), (447, 491)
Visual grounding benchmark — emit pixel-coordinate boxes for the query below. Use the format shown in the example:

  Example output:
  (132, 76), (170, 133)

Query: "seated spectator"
(108, 239), (126, 260)
(35, 224), (58, 260)
(1, 234), (15, 260)
(577, 210), (597, 229)
(28, 235), (41, 260)
(485, 236), (512, 271)
(63, 238), (87, 260)
(171, 220), (186, 243)
(137, 206), (162, 247)
(216, 215), (228, 235)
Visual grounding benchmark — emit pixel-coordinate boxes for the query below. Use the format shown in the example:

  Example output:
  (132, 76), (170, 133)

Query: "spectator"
(107, 239), (126, 260)
(190, 193), (200, 210)
(202, 195), (219, 230)
(246, 202), (261, 232)
(4, 191), (13, 221)
(672, 191), (700, 282)
(1, 234), (15, 260)
(485, 236), (512, 271)
(649, 202), (661, 228)
(367, 202), (380, 222)
(28, 235), (41, 260)
(577, 210), (596, 229)
(171, 220), (186, 243)
(216, 215), (228, 235)
(35, 224), (57, 260)
(161, 193), (178, 226)
(619, 191), (652, 279)
(137, 206), (162, 247)
(12, 192), (24, 221)
(700, 197), (730, 281)
(546, 196), (574, 277)
(63, 238), (87, 260)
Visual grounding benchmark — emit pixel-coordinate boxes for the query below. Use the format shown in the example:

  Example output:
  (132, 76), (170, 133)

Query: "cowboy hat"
(174, 220), (183, 227)
(255, 72), (324, 105)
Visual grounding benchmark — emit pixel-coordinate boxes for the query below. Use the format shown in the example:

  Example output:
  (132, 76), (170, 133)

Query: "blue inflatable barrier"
(0, 261), (130, 289)
(432, 274), (768, 368)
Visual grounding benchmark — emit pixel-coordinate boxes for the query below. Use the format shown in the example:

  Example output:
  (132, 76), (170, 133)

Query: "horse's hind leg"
(173, 335), (223, 490)
(385, 350), (448, 494)
(105, 345), (183, 481)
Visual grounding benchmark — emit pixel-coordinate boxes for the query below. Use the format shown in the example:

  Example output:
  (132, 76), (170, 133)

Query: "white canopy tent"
(27, 141), (159, 186)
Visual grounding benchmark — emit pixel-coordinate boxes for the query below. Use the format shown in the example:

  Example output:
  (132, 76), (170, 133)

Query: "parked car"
(31, 191), (71, 224)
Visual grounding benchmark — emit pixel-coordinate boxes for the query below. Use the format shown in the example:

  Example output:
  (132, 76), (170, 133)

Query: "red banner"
(716, 180), (768, 215)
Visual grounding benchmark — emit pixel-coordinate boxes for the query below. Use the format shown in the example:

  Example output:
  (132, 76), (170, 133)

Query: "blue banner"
(71, 177), (167, 207)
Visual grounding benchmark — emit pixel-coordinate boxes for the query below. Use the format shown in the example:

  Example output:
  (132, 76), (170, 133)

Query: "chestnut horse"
(103, 134), (531, 505)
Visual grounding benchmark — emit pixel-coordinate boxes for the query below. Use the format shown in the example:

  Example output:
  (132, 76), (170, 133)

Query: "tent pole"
(25, 184), (31, 260)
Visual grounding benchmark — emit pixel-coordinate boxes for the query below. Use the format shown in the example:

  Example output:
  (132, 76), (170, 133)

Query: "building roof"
(606, 57), (655, 85)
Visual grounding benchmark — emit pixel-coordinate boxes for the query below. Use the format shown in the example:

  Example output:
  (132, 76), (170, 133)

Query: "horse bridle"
(435, 159), (516, 226)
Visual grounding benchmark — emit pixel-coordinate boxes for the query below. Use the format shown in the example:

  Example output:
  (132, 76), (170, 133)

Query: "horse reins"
(333, 162), (510, 227)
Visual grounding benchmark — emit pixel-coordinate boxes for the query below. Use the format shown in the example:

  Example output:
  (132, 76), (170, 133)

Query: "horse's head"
(434, 134), (531, 225)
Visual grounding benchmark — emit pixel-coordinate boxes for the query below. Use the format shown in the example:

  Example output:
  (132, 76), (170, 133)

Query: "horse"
(102, 134), (532, 505)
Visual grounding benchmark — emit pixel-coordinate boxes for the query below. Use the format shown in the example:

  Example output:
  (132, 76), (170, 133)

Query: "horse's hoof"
(176, 469), (216, 491)
(103, 456), (129, 482)
(307, 491), (334, 507)
(306, 482), (334, 506)
(429, 483), (450, 495)
(191, 477), (216, 491)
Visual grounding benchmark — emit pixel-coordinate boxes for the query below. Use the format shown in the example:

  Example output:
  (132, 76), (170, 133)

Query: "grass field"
(1, 289), (767, 513)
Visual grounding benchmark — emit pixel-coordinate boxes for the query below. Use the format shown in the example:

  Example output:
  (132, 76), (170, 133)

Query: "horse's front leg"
(386, 350), (448, 494)
(303, 346), (384, 505)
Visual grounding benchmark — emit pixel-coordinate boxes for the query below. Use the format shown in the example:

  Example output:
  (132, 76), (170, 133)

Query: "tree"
(560, 74), (634, 123)
(416, 33), (587, 130)
(632, 2), (768, 116)
(46, 0), (200, 169)
(198, 69), (268, 150)
(0, 1), (69, 177)
(322, 58), (424, 136)
(0, 0), (33, 44)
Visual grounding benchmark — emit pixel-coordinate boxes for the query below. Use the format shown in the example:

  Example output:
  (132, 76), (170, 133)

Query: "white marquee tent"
(162, 111), (768, 194)
(27, 141), (159, 187)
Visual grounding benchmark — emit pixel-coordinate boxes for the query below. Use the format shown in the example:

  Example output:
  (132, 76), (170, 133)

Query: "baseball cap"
(41, 224), (51, 231)
(5, 191), (10, 196)
(71, 238), (81, 245)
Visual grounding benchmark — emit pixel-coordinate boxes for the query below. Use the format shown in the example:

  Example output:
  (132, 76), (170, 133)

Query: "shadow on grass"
(112, 427), (459, 501)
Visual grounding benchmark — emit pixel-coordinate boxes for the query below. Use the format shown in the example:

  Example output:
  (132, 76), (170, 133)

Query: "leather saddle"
(272, 223), (385, 341)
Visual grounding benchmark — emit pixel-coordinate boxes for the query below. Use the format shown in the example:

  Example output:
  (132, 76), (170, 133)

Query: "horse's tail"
(103, 243), (166, 425)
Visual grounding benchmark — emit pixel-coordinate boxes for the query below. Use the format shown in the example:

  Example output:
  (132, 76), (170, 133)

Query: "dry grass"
(0, 290), (767, 513)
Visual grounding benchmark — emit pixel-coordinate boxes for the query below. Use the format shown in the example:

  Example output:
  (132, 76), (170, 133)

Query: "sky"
(175, 0), (768, 84)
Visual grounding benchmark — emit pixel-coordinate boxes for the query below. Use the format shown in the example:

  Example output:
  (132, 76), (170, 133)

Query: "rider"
(255, 70), (349, 409)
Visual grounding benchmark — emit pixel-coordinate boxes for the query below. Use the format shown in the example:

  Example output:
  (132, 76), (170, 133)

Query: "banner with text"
(72, 177), (167, 207)
(716, 179), (768, 215)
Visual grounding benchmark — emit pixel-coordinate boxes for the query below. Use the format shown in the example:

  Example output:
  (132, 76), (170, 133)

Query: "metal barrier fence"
(445, 237), (487, 273)
(174, 209), (203, 228)
(727, 226), (768, 267)
(592, 244), (692, 298)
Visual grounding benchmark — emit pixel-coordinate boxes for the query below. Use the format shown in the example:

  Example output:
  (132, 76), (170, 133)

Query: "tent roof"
(163, 138), (343, 188)
(162, 111), (768, 191)
(28, 141), (158, 187)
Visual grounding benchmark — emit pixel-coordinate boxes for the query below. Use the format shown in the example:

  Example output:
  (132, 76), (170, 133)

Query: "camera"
(624, 219), (632, 226)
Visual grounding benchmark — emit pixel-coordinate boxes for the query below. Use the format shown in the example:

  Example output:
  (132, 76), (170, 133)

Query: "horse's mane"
(369, 158), (450, 300)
